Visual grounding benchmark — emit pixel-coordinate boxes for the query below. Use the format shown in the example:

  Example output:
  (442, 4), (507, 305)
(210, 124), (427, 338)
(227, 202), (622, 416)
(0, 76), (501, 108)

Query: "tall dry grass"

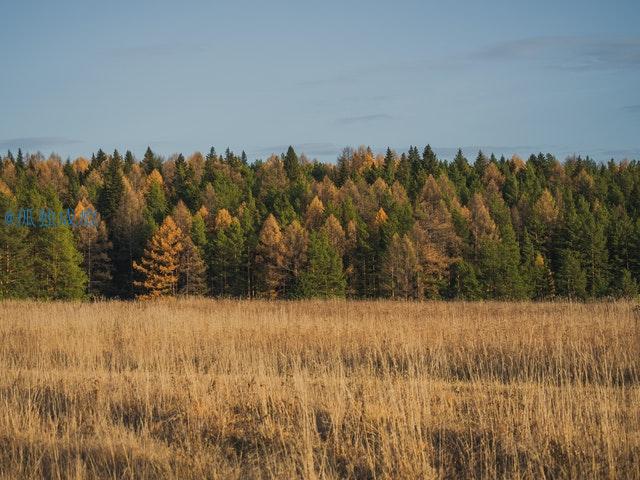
(0, 300), (638, 479)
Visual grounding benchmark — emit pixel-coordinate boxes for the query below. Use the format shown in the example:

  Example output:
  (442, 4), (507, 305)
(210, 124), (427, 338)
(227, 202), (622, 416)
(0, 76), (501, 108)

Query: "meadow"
(0, 300), (638, 479)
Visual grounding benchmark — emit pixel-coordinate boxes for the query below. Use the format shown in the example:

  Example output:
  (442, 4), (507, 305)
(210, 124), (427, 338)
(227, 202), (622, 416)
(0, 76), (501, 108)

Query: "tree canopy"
(0, 145), (639, 300)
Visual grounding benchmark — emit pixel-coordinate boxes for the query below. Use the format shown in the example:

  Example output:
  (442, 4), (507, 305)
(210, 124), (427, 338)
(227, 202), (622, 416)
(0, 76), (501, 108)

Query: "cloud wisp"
(254, 142), (340, 158)
(0, 137), (82, 151)
(107, 42), (209, 59)
(471, 36), (640, 71)
(334, 114), (392, 125)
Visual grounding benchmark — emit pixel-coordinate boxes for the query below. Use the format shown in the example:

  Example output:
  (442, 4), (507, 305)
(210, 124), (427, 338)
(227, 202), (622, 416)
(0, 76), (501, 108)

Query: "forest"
(0, 144), (639, 300)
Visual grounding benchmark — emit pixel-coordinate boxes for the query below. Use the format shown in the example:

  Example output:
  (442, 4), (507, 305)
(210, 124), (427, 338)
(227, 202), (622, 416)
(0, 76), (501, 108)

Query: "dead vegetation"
(0, 300), (638, 479)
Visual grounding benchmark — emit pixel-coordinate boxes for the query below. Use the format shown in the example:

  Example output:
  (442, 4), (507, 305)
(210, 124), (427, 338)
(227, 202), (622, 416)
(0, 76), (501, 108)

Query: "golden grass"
(0, 299), (638, 479)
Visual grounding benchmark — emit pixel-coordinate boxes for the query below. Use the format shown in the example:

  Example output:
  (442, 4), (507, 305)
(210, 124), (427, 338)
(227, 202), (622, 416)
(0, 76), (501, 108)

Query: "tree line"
(0, 144), (639, 300)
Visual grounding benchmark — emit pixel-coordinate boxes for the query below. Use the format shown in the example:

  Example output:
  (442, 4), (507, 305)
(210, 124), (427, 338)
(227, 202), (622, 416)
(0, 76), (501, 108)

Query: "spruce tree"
(382, 148), (395, 185)
(298, 232), (346, 298)
(447, 260), (481, 300)
(141, 147), (162, 174)
(283, 146), (300, 181)
(15, 148), (25, 170)
(172, 154), (199, 210)
(91, 149), (107, 171)
(123, 150), (135, 174)
(18, 181), (87, 299)
(556, 249), (587, 299)
(209, 210), (245, 296)
(422, 144), (438, 176)
(0, 189), (35, 298)
(97, 150), (125, 223)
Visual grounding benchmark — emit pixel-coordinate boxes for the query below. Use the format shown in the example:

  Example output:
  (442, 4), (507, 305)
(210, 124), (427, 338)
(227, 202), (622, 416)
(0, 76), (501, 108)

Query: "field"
(0, 300), (638, 479)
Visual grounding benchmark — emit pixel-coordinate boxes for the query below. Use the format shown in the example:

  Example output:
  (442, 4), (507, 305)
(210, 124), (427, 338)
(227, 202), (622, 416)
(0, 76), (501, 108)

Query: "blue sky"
(1, 0), (639, 162)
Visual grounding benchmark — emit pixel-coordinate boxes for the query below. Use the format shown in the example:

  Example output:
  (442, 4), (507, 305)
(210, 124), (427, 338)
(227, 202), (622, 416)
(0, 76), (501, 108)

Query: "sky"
(1, 0), (639, 163)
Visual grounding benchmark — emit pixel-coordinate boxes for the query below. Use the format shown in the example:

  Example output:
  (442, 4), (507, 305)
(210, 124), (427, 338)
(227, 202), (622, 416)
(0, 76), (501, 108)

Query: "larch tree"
(178, 234), (207, 296)
(73, 198), (112, 297)
(321, 214), (346, 256)
(168, 201), (206, 295)
(133, 215), (184, 299)
(412, 176), (461, 297)
(111, 177), (147, 298)
(382, 233), (420, 299)
(282, 219), (309, 297)
(469, 192), (499, 249)
(143, 169), (167, 229)
(305, 196), (325, 231)
(255, 214), (286, 298)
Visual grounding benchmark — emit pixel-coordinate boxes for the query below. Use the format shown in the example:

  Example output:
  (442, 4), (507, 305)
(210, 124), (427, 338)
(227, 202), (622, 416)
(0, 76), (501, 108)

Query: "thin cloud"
(0, 137), (82, 151)
(335, 114), (392, 125)
(622, 104), (640, 113)
(472, 36), (640, 71)
(254, 142), (340, 158)
(108, 42), (208, 58)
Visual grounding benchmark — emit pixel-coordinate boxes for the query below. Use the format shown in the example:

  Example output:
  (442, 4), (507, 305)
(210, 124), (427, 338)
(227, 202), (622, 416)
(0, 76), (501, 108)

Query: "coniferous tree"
(111, 178), (146, 298)
(447, 260), (481, 300)
(422, 145), (438, 176)
(178, 235), (207, 296)
(63, 159), (81, 206)
(575, 199), (609, 297)
(97, 150), (125, 223)
(18, 181), (87, 299)
(141, 147), (162, 174)
(143, 169), (168, 229)
(0, 188), (34, 298)
(133, 216), (183, 299)
(382, 233), (420, 299)
(255, 214), (286, 298)
(612, 269), (638, 299)
(124, 150), (135, 174)
(15, 148), (25, 170)
(556, 249), (588, 299)
(382, 148), (395, 185)
(298, 232), (346, 298)
(305, 196), (325, 231)
(282, 219), (308, 297)
(172, 154), (199, 210)
(73, 198), (112, 297)
(209, 209), (245, 296)
(283, 146), (300, 181)
(1, 143), (639, 301)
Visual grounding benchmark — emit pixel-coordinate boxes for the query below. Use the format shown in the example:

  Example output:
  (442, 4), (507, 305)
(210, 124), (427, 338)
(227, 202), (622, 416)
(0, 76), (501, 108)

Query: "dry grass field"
(0, 300), (638, 479)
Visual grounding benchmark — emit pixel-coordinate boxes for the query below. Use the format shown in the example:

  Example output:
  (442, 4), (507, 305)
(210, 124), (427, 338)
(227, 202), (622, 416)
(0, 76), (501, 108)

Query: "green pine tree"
(0, 190), (35, 298)
(97, 150), (125, 223)
(297, 232), (346, 298)
(556, 249), (587, 300)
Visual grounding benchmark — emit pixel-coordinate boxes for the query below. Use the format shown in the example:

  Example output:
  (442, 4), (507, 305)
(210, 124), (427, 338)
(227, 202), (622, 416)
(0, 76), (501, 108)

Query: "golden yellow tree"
(133, 216), (184, 299)
(255, 214), (287, 298)
(305, 196), (325, 231)
(321, 214), (346, 255)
